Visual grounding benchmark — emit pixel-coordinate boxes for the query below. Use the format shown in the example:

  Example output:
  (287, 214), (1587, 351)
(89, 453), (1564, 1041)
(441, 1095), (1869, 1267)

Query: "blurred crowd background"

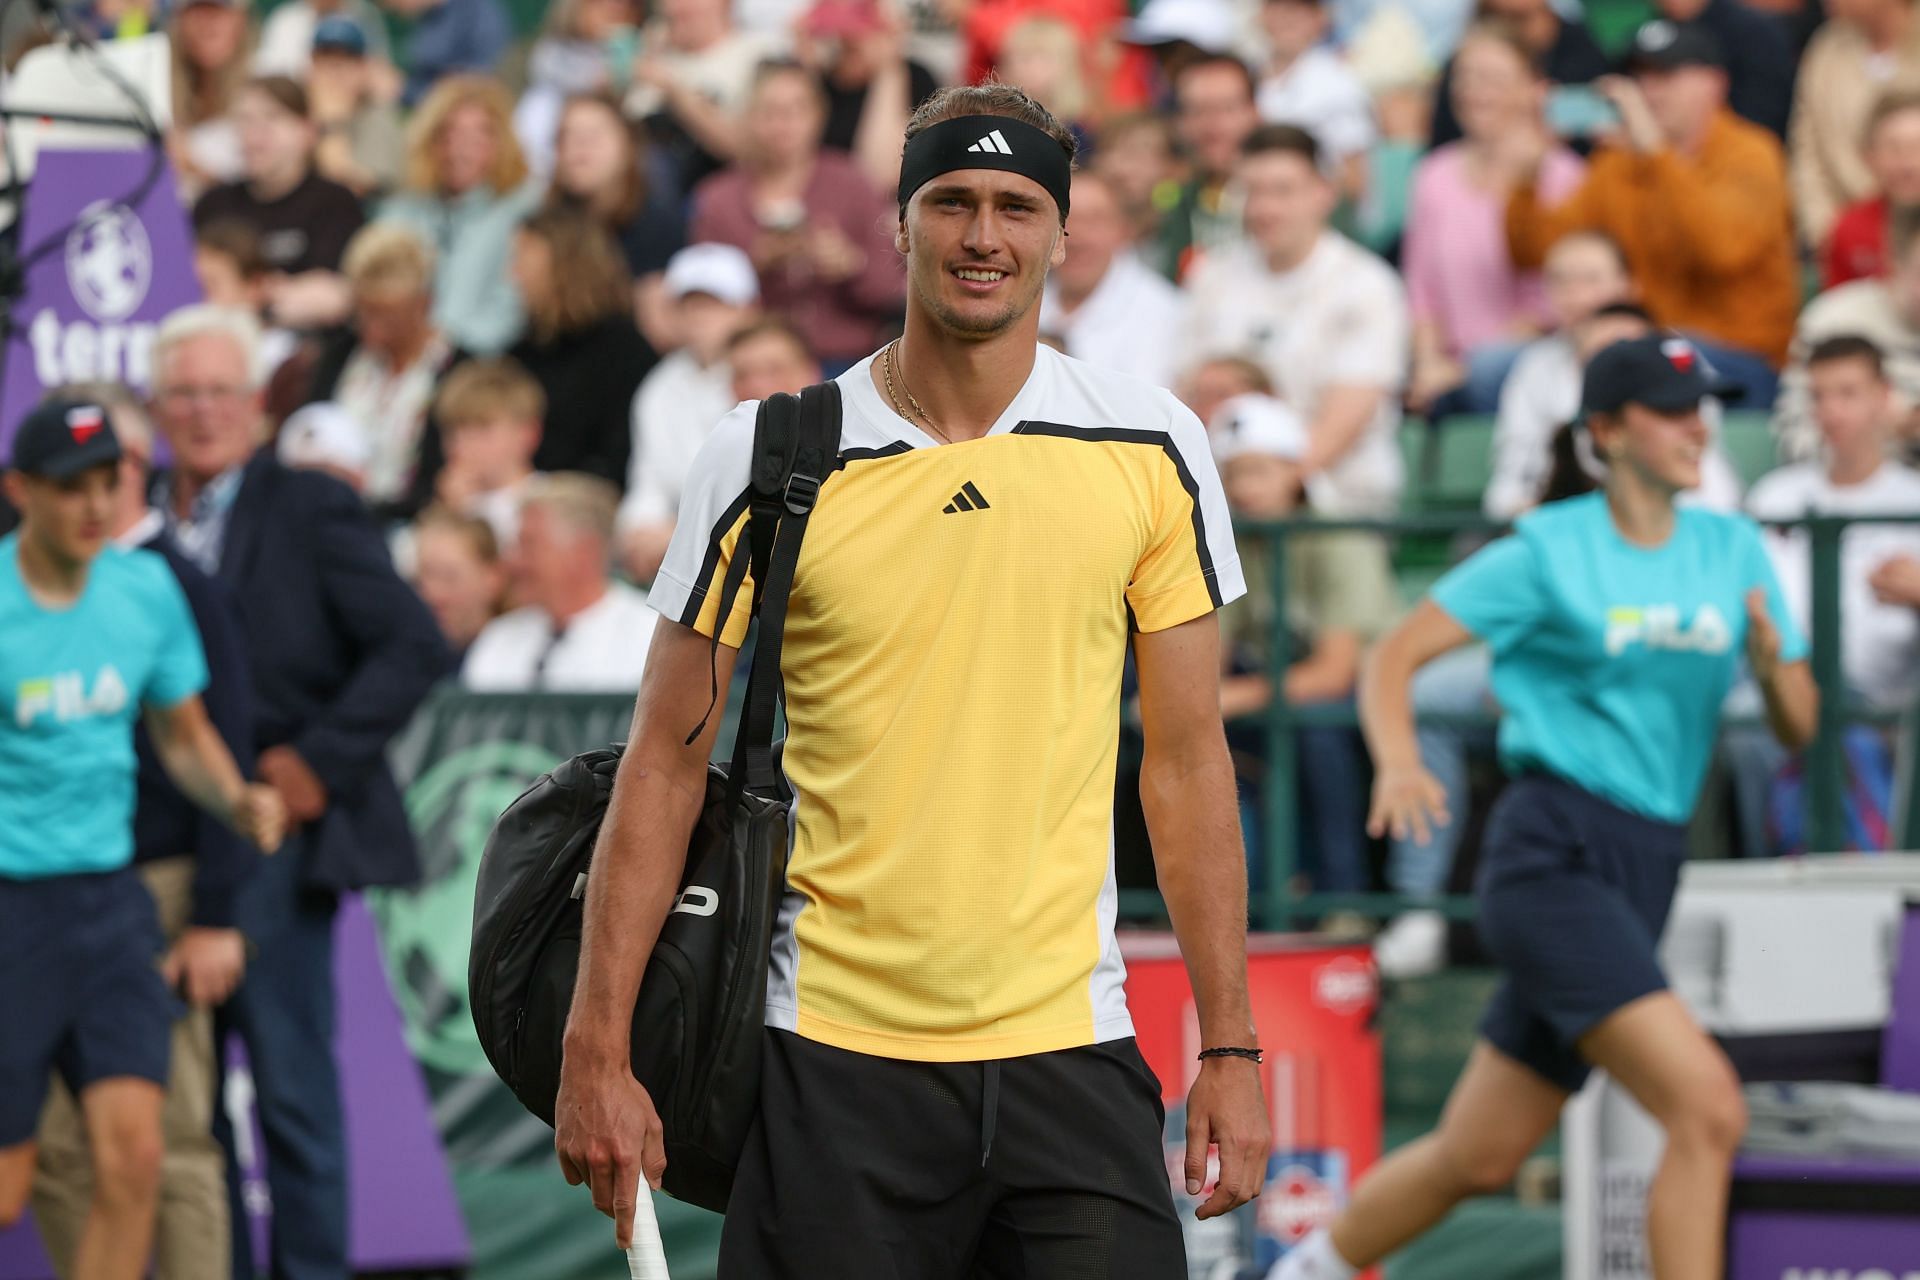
(7, 0), (1920, 986)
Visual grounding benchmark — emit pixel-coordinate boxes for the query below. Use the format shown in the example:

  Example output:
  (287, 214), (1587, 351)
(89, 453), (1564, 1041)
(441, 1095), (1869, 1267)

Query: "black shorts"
(718, 1029), (1188, 1279)
(0, 868), (173, 1145)
(1474, 773), (1689, 1093)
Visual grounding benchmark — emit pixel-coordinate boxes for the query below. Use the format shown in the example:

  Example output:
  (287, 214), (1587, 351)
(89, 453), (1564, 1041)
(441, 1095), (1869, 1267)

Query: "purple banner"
(1885, 900), (1920, 1092)
(1728, 1210), (1920, 1279)
(0, 147), (201, 451)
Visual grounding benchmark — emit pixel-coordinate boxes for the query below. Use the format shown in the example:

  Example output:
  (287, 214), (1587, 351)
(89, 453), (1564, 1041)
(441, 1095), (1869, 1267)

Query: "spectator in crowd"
(382, 75), (541, 356)
(1655, 0), (1799, 139)
(618, 244), (758, 582)
(507, 206), (655, 488)
(193, 77), (365, 331)
(381, 0), (511, 107)
(1346, 18), (1435, 256)
(1180, 124), (1411, 515)
(0, 394), (280, 1280)
(1494, 294), (1745, 517)
(149, 304), (450, 1280)
(1092, 111), (1183, 243)
(974, 0), (1147, 110)
(193, 220), (302, 379)
(1825, 88), (1920, 287)
(306, 17), (407, 197)
(254, 0), (390, 79)
(1207, 390), (1400, 899)
(410, 507), (507, 660)
(27, 384), (256, 1280)
(691, 60), (906, 372)
(1038, 169), (1184, 388)
(1487, 234), (1634, 518)
(624, 0), (779, 192)
(1428, 0), (1608, 149)
(1255, 0), (1375, 193)
(997, 15), (1098, 150)
(462, 473), (660, 690)
(1506, 21), (1799, 406)
(277, 401), (372, 494)
(1154, 53), (1262, 281)
(1789, 0), (1920, 250)
(432, 358), (548, 548)
(305, 221), (464, 514)
(511, 0), (641, 176)
(794, 0), (939, 191)
(1733, 335), (1920, 853)
(544, 91), (687, 352)
(167, 0), (253, 198)
(1777, 209), (1920, 459)
(1404, 21), (1584, 418)
(725, 314), (825, 403)
(1181, 353), (1276, 431)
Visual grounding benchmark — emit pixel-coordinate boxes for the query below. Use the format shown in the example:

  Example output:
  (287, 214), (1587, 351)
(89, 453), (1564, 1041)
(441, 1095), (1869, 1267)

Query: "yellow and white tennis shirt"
(649, 345), (1244, 1063)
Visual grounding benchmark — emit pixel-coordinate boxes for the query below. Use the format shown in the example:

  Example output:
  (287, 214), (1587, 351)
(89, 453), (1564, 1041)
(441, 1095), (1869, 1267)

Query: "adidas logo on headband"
(966, 129), (1014, 156)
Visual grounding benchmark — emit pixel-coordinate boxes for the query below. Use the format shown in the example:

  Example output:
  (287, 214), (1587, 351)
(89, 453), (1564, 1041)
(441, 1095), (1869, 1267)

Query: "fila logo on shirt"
(14, 666), (128, 728)
(1604, 604), (1732, 658)
(966, 129), (1015, 156)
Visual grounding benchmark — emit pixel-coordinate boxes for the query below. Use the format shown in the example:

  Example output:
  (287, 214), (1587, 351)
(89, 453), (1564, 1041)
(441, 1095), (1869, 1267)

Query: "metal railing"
(1120, 511), (1920, 931)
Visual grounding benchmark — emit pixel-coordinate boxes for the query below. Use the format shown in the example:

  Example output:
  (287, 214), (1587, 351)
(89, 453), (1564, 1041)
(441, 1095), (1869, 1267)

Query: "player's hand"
(232, 783), (287, 853)
(258, 745), (328, 826)
(1184, 1056), (1271, 1221)
(1367, 763), (1451, 845)
(555, 1048), (666, 1249)
(162, 926), (248, 1006)
(1744, 586), (1783, 684)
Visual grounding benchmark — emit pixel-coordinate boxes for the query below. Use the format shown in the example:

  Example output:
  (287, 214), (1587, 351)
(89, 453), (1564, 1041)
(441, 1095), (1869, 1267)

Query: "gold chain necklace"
(883, 339), (953, 444)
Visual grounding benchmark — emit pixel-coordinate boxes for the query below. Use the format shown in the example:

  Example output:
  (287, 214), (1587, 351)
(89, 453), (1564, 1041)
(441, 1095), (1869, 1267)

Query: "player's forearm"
(1359, 628), (1423, 770)
(1140, 738), (1257, 1048)
(563, 754), (706, 1064)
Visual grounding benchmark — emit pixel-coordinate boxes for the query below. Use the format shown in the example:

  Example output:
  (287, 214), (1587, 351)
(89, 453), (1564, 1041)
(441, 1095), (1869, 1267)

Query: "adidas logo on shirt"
(965, 130), (1014, 156)
(942, 482), (992, 514)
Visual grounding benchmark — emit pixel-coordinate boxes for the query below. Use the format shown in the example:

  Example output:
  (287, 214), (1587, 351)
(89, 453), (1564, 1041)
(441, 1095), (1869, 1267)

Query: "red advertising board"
(1123, 932), (1382, 1277)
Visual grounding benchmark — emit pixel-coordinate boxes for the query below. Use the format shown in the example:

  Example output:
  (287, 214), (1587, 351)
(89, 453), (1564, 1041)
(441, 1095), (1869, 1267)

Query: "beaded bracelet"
(1197, 1046), (1264, 1064)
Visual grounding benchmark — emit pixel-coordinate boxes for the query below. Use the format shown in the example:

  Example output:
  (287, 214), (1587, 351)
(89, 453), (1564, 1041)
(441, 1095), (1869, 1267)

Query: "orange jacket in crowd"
(1506, 109), (1799, 366)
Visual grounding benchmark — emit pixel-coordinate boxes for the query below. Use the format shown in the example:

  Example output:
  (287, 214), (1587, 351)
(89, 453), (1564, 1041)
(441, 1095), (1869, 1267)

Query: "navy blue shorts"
(0, 868), (174, 1145)
(1474, 774), (1689, 1092)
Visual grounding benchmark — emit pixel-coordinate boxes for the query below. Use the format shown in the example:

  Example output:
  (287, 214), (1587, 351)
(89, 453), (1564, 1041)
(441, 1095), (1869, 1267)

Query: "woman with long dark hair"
(505, 205), (656, 488)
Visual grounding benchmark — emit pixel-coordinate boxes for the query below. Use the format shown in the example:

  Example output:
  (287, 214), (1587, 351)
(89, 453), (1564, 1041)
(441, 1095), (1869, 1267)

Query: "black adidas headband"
(897, 115), (1072, 221)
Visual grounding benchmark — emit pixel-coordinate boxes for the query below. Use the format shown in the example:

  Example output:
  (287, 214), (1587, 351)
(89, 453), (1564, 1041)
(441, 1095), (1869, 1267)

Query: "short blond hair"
(435, 358), (546, 428)
(343, 222), (436, 296)
(153, 304), (265, 390)
(521, 472), (619, 547)
(405, 74), (530, 196)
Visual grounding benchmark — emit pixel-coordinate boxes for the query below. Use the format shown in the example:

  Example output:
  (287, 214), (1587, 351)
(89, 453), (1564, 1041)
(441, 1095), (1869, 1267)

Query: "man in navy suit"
(149, 305), (453, 1280)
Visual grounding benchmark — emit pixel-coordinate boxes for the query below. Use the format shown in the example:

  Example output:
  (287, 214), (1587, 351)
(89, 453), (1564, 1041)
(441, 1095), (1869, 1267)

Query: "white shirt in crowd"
(620, 351), (740, 532)
(1179, 230), (1409, 515)
(623, 26), (779, 123)
(1488, 335), (1744, 521)
(1039, 252), (1185, 390)
(1747, 460), (1920, 710)
(253, 0), (391, 78)
(335, 333), (455, 506)
(1256, 46), (1377, 162)
(462, 581), (661, 692)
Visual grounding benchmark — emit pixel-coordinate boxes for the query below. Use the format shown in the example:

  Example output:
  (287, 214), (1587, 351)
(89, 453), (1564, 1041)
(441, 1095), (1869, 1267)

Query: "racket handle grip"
(625, 1175), (669, 1280)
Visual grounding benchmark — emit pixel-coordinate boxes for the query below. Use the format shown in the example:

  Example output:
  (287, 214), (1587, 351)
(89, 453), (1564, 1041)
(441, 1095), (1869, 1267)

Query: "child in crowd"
(431, 358), (547, 550)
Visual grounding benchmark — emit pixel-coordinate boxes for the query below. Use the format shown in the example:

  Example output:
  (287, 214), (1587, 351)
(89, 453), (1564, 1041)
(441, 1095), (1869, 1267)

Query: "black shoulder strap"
(721, 381), (840, 797)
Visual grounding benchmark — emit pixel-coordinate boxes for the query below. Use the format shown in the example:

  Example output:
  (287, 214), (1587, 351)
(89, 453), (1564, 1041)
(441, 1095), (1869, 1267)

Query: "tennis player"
(0, 398), (284, 1280)
(556, 82), (1270, 1275)
(1276, 336), (1820, 1280)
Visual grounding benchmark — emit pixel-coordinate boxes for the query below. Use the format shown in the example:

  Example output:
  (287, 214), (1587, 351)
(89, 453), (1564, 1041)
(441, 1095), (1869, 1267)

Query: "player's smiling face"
(899, 168), (1066, 338)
